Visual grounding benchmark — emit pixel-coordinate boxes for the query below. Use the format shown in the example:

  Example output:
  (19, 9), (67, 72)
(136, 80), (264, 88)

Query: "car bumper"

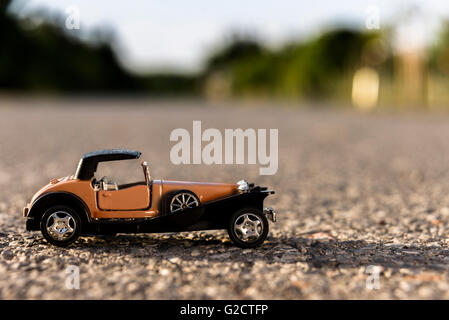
(264, 207), (277, 222)
(23, 206), (29, 217)
(23, 205), (37, 231)
(25, 216), (37, 231)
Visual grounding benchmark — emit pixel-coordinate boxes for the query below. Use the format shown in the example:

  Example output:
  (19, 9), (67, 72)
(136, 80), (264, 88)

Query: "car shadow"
(296, 238), (449, 271)
(43, 232), (449, 272)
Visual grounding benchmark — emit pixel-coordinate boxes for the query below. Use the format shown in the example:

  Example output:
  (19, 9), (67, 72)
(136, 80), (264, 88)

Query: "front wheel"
(227, 207), (269, 248)
(40, 206), (81, 247)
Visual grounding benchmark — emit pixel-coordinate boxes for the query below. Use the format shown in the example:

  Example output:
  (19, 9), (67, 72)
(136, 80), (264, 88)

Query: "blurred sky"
(10, 0), (449, 73)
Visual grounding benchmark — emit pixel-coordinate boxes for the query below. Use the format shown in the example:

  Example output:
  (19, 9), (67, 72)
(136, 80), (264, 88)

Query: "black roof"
(82, 149), (141, 161)
(75, 149), (141, 180)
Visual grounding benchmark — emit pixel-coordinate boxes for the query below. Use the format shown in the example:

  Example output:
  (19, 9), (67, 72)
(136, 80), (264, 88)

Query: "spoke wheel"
(169, 191), (200, 214)
(228, 208), (269, 248)
(40, 206), (81, 247)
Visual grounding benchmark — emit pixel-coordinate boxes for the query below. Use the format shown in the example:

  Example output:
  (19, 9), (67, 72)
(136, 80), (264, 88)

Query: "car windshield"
(95, 159), (144, 186)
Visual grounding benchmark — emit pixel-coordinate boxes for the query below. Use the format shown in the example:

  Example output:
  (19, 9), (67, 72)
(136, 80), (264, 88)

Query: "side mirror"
(141, 161), (151, 185)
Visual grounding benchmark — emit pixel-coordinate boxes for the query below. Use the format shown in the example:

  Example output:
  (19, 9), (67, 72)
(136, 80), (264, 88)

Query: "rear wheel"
(40, 205), (81, 247)
(227, 207), (269, 248)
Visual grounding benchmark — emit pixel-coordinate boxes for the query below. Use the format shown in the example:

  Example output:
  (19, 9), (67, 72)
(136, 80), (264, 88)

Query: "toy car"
(23, 149), (276, 248)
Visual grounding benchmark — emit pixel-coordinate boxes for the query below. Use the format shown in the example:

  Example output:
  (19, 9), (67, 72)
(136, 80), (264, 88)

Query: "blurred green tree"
(0, 0), (392, 102)
(203, 29), (379, 100)
(0, 0), (199, 95)
(0, 0), (143, 92)
(430, 21), (449, 77)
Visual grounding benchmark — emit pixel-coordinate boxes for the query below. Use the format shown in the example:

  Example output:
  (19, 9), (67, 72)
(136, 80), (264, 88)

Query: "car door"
(98, 184), (150, 210)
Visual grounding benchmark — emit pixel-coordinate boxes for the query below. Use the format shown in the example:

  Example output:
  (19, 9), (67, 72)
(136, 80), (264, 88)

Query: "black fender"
(199, 191), (271, 228)
(156, 190), (271, 230)
(26, 192), (92, 231)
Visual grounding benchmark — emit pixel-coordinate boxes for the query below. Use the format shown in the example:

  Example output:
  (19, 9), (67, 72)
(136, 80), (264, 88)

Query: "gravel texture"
(2, 98), (449, 299)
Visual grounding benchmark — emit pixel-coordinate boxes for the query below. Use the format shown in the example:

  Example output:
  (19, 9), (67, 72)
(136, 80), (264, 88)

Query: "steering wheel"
(92, 177), (101, 190)
(100, 176), (118, 191)
(99, 176), (109, 184)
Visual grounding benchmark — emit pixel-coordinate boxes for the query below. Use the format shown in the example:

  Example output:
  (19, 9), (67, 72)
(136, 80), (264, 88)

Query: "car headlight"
(237, 180), (249, 193)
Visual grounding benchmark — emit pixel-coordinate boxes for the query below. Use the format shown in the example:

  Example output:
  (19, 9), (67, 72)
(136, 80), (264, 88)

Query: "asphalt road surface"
(2, 98), (449, 299)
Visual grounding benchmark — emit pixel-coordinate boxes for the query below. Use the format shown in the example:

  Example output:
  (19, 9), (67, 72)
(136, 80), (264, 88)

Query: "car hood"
(160, 180), (239, 203)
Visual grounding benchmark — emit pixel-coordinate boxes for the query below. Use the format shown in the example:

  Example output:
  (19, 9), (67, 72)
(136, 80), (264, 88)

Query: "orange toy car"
(23, 149), (276, 247)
